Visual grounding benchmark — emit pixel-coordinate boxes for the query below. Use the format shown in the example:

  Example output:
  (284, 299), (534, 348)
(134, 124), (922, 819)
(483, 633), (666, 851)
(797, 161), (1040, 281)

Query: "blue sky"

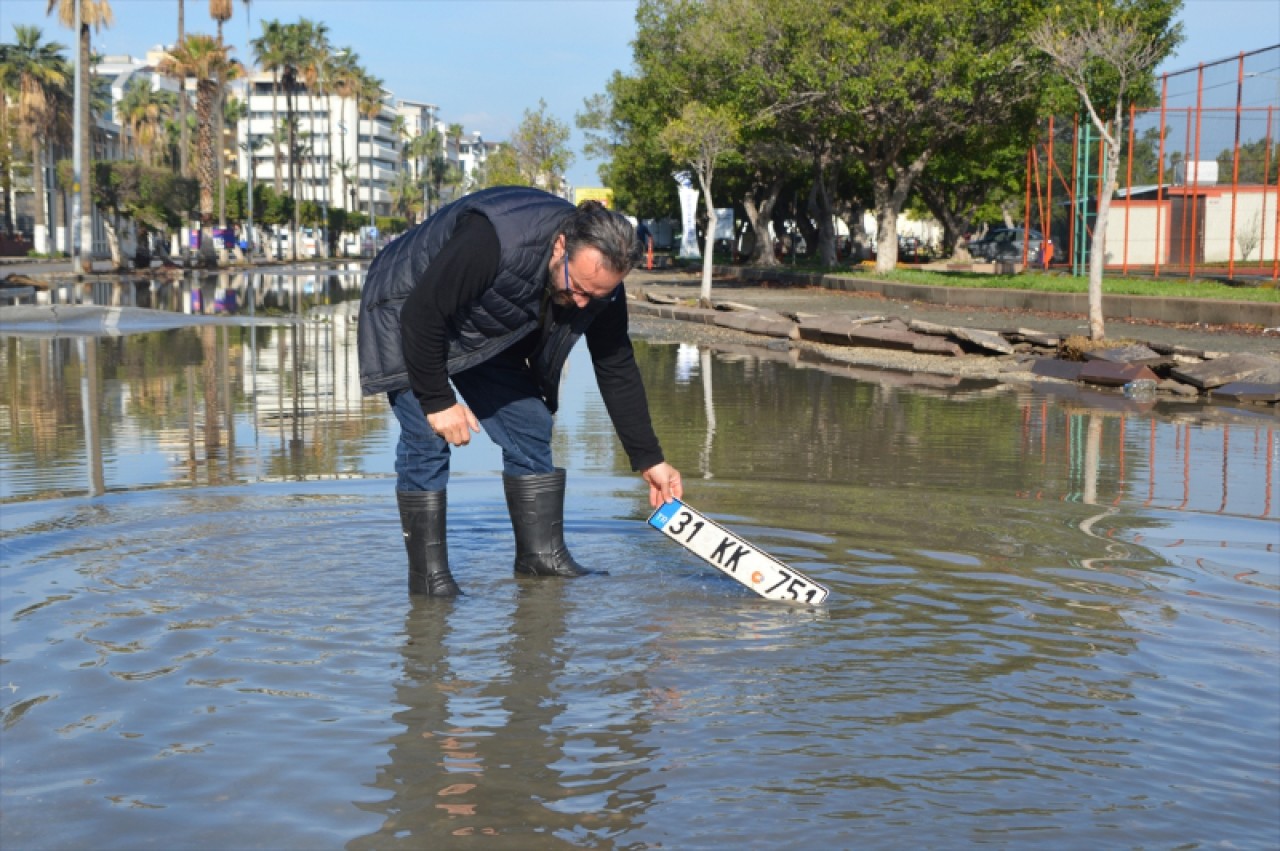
(0, 0), (1274, 188)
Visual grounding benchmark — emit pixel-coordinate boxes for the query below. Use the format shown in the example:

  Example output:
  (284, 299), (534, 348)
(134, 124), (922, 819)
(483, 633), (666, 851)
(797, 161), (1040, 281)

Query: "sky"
(0, 0), (1275, 188)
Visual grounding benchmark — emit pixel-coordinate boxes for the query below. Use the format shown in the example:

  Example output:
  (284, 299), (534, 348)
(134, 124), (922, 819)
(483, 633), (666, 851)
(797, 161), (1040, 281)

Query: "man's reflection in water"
(349, 582), (659, 849)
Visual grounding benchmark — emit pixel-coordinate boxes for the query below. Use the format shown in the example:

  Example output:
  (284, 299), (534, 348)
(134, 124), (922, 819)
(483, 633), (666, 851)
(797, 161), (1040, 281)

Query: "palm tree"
(0, 25), (70, 253)
(175, 0), (188, 176)
(389, 169), (421, 223)
(356, 70), (384, 249)
(327, 47), (360, 210)
(209, 0), (232, 244)
(250, 19), (285, 193)
(117, 77), (174, 165)
(295, 19), (330, 256)
(46, 0), (113, 273)
(158, 34), (238, 250)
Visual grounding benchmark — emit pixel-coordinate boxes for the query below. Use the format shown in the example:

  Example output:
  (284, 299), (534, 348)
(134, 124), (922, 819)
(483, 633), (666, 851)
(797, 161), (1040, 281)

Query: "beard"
(547, 257), (577, 308)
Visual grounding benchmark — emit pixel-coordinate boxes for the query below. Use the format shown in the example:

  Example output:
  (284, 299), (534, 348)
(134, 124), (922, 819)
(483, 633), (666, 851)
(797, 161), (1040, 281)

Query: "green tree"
(479, 145), (523, 188)
(326, 46), (362, 209)
(356, 70), (384, 238)
(506, 98), (573, 192)
(1032, 2), (1181, 340)
(117, 76), (176, 165)
(0, 24), (70, 253)
(250, 18), (286, 193)
(158, 34), (239, 226)
(46, 0), (113, 272)
(1216, 138), (1280, 186)
(92, 160), (197, 267)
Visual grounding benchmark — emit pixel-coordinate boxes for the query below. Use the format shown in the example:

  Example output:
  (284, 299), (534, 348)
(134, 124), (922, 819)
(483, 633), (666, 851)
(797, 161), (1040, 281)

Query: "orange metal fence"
(1025, 45), (1280, 281)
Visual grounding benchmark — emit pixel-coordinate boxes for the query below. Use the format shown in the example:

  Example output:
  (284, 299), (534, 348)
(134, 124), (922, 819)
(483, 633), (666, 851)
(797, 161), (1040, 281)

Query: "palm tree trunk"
(286, 83), (298, 261)
(216, 20), (228, 265)
(0, 93), (12, 237)
(271, 74), (282, 194)
(31, 143), (48, 254)
(177, 0), (189, 179)
(365, 114), (374, 256)
(339, 96), (348, 209)
(78, 23), (93, 273)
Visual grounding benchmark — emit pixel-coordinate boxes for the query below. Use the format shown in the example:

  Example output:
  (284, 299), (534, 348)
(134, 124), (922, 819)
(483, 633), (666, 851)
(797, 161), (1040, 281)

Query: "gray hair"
(559, 200), (636, 275)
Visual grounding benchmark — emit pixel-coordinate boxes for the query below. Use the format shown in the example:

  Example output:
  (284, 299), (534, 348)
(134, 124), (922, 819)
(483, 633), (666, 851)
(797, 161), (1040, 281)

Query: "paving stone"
(715, 300), (758, 312)
(1080, 361), (1160, 387)
(1209, 382), (1280, 403)
(1171, 353), (1280, 389)
(1030, 359), (1085, 381)
(797, 318), (853, 343)
(1010, 328), (1060, 347)
(1158, 379), (1201, 397)
(1148, 341), (1207, 359)
(669, 306), (718, 325)
(846, 324), (921, 351)
(951, 327), (1016, 355)
(912, 336), (965, 357)
(644, 291), (679, 305)
(907, 319), (952, 336)
(1083, 344), (1165, 364)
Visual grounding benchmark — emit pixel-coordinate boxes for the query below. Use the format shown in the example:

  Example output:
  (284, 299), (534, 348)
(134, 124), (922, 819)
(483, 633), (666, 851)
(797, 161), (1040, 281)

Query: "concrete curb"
(716, 265), (1280, 328)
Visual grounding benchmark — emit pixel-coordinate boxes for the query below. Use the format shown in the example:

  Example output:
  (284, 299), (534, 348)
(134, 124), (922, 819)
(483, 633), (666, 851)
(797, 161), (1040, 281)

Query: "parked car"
(968, 227), (1058, 264)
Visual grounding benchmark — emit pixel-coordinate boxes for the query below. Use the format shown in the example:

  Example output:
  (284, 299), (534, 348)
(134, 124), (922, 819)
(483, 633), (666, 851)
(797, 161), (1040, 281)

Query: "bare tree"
(1031, 16), (1167, 341)
(660, 101), (739, 307)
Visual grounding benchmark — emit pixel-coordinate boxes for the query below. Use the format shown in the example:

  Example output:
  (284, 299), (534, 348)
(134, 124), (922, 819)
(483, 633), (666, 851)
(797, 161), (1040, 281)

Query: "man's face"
(549, 236), (623, 308)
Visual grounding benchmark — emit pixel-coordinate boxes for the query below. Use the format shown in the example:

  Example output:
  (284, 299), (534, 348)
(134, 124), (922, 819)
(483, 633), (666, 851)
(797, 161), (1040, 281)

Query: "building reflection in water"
(0, 270), (387, 500)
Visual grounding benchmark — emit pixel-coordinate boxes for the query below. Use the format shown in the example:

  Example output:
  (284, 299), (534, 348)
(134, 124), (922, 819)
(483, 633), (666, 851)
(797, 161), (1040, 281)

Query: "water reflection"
(2, 292), (1278, 847)
(351, 583), (658, 849)
(631, 339), (1275, 522)
(29, 265), (367, 316)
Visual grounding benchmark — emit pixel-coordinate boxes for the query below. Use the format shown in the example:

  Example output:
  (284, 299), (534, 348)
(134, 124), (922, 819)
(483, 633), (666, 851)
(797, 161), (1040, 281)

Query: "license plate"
(647, 500), (830, 604)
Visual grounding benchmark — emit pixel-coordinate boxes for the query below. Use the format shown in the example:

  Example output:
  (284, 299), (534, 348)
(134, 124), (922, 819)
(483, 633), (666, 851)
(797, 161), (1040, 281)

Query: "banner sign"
(674, 172), (701, 259)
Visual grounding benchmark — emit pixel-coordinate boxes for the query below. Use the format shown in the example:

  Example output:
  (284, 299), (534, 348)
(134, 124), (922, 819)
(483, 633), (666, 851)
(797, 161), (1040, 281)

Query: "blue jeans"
(389, 352), (555, 492)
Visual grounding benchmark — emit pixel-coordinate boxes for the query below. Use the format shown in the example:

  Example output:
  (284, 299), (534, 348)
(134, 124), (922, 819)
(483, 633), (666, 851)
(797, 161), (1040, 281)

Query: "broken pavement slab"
(1209, 382), (1280, 403)
(1008, 327), (1061, 348)
(1079, 361), (1160, 387)
(1030, 359), (1085, 381)
(1171, 353), (1280, 389)
(950, 327), (1016, 355)
(714, 311), (799, 340)
(907, 318), (953, 337)
(1082, 344), (1167, 365)
(912, 336), (965, 357)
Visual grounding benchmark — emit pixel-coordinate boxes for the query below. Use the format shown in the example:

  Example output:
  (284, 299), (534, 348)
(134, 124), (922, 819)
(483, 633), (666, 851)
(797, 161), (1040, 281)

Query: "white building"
(236, 69), (401, 219)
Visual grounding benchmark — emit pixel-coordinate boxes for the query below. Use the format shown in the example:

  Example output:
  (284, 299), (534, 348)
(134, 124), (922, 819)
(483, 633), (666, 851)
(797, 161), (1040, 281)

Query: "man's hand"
(427, 403), (481, 446)
(642, 462), (684, 509)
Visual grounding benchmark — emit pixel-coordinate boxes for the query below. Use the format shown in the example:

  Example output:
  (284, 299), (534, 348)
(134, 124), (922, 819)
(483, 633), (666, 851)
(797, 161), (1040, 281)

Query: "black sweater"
(398, 213), (664, 472)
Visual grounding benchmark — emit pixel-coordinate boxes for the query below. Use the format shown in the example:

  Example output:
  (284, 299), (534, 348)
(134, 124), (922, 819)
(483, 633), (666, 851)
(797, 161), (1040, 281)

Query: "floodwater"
(1, 269), (1278, 849)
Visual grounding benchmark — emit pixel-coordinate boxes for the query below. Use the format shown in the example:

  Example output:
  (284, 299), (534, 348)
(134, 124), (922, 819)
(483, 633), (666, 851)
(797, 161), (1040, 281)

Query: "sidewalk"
(626, 268), (1280, 359)
(625, 268), (1280, 407)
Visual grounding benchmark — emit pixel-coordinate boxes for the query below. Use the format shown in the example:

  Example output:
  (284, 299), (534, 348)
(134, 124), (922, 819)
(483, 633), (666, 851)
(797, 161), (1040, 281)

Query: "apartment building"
(236, 69), (400, 219)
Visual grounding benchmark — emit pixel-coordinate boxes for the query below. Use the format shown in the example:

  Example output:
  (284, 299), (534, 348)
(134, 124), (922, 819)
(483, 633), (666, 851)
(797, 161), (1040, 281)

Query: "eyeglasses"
(562, 256), (617, 305)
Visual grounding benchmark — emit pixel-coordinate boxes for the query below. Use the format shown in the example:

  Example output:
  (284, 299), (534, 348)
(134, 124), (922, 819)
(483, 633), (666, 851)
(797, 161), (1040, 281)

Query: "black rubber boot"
(503, 469), (602, 577)
(396, 490), (463, 596)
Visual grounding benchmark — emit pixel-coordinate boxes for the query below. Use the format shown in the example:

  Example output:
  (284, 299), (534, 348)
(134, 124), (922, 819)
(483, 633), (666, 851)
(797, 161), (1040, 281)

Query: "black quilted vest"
(357, 186), (613, 412)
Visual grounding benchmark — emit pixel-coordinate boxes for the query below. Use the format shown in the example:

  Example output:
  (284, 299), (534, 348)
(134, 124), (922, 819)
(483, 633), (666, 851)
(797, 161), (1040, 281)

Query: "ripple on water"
(1, 474), (1277, 849)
